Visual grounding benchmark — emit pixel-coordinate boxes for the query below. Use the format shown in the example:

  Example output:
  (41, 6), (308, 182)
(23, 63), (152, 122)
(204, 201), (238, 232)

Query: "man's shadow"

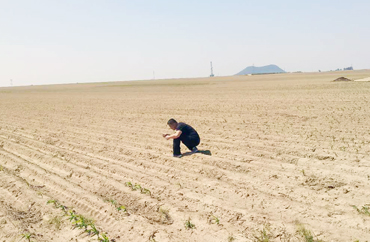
(182, 150), (212, 157)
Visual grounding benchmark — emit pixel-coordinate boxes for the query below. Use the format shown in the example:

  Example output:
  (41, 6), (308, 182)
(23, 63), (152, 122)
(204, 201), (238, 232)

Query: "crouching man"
(163, 119), (200, 158)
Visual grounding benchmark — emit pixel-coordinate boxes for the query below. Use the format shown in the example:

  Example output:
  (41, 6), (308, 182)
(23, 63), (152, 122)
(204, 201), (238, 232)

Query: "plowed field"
(1, 70), (370, 242)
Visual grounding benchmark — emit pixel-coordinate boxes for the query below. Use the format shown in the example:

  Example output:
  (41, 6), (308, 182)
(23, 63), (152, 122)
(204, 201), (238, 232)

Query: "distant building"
(344, 66), (354, 71)
(235, 64), (285, 75)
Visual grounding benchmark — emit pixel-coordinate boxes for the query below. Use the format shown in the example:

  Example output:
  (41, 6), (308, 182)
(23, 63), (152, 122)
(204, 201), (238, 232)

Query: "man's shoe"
(173, 154), (183, 158)
(191, 147), (199, 153)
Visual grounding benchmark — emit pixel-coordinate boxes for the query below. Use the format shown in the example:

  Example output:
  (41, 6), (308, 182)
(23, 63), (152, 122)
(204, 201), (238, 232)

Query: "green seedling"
(21, 232), (34, 242)
(47, 199), (59, 208)
(47, 200), (111, 241)
(133, 184), (142, 191)
(86, 223), (100, 236)
(228, 235), (235, 242)
(254, 228), (271, 242)
(141, 188), (151, 195)
(210, 214), (219, 224)
(159, 207), (173, 224)
(98, 233), (110, 242)
(107, 198), (127, 213)
(126, 181), (151, 195)
(352, 205), (370, 216)
(68, 210), (78, 222)
(0, 165), (4, 171)
(73, 215), (92, 230)
(47, 199), (68, 212)
(109, 199), (117, 206)
(117, 205), (126, 212)
(297, 225), (323, 242)
(59, 204), (68, 213)
(72, 217), (84, 229)
(184, 218), (195, 229)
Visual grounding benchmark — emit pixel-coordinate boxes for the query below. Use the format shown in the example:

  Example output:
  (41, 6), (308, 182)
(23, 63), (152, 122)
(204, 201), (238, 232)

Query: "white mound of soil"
(354, 77), (370, 82)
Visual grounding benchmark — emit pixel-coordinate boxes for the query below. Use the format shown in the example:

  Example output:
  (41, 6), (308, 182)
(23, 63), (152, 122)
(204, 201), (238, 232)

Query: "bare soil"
(1, 70), (370, 241)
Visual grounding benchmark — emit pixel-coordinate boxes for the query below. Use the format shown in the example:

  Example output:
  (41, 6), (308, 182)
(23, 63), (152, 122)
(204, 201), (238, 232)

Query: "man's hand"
(163, 130), (182, 140)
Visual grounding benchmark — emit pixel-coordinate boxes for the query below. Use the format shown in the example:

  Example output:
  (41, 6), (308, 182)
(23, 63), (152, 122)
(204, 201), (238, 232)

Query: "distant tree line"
(327, 66), (354, 72)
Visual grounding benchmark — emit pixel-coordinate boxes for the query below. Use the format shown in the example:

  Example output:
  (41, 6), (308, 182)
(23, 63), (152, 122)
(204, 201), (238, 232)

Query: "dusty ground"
(0, 70), (370, 242)
(355, 77), (370, 82)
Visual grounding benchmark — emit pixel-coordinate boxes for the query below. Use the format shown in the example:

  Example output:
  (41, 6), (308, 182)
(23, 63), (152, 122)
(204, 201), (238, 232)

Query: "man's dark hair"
(167, 118), (178, 125)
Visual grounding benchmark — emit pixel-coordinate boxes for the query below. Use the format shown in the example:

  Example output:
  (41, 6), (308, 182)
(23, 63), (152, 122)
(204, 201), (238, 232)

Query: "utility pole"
(210, 62), (214, 77)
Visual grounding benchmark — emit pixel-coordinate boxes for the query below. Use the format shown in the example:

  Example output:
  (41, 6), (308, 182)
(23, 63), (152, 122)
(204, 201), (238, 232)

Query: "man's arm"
(165, 130), (182, 140)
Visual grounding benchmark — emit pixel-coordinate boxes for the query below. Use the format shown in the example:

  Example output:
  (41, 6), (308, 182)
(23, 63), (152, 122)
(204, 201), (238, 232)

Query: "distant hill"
(235, 64), (285, 75)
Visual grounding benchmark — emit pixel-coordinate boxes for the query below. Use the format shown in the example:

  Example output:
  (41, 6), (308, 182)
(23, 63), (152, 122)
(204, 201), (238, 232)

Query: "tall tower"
(210, 62), (214, 77)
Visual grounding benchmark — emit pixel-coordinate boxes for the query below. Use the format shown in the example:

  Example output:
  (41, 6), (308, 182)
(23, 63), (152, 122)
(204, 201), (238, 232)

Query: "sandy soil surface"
(1, 70), (370, 242)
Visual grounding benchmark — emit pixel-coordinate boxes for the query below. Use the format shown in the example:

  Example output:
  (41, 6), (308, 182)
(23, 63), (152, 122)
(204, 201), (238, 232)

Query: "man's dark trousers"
(173, 136), (200, 156)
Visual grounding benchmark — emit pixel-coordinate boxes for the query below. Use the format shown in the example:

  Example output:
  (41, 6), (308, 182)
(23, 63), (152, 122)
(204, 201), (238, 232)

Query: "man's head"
(167, 118), (178, 130)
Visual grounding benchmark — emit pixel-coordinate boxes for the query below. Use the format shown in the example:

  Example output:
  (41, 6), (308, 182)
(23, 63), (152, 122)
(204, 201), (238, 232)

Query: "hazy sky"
(1, 0), (369, 87)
